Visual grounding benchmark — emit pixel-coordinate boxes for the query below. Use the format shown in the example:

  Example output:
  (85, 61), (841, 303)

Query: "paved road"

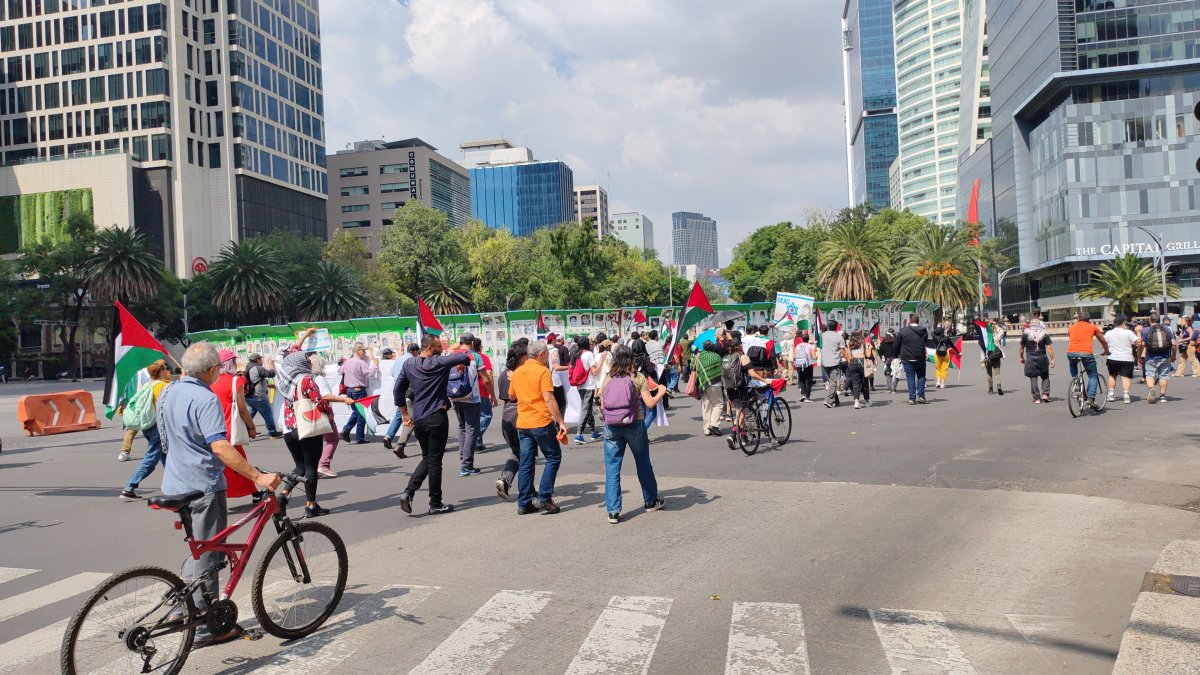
(1, 356), (1199, 673)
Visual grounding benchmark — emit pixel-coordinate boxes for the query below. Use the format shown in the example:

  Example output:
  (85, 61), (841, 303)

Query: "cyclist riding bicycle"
(1065, 311), (1109, 408)
(724, 344), (773, 448)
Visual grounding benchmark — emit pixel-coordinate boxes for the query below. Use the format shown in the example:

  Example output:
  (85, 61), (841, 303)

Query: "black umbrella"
(698, 310), (745, 330)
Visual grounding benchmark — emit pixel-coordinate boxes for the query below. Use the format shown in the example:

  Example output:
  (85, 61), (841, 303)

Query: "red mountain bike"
(60, 473), (348, 675)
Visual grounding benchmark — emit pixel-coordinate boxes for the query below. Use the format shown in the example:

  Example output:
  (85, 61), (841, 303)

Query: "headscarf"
(276, 349), (312, 401)
(1024, 318), (1047, 346)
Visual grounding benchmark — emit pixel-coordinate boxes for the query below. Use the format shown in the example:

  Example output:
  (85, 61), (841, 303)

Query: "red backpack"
(568, 351), (590, 387)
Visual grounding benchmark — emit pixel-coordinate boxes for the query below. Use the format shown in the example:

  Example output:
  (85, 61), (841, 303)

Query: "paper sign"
(303, 329), (332, 353)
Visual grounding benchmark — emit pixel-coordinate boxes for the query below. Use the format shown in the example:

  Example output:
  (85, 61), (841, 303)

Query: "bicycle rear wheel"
(737, 412), (761, 456)
(767, 397), (792, 446)
(252, 520), (348, 640)
(1067, 378), (1084, 418)
(61, 566), (195, 675)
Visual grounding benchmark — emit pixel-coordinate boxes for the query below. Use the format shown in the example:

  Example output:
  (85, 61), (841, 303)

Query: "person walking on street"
(931, 327), (957, 390)
(243, 353), (283, 438)
(1104, 314), (1139, 404)
(1174, 316), (1200, 377)
(117, 366), (154, 462)
(509, 340), (568, 515)
(842, 334), (872, 409)
(1066, 311), (1109, 407)
(277, 349), (346, 518)
(820, 322), (847, 408)
(307, 355), (355, 478)
(383, 343), (421, 457)
(339, 343), (379, 444)
(599, 345), (668, 524)
(494, 339), (529, 501)
(157, 343), (280, 648)
(792, 331), (816, 401)
(877, 329), (902, 394)
(395, 336), (473, 515)
(897, 314), (931, 405)
(546, 334), (570, 413)
(213, 350), (259, 501)
(980, 320), (1005, 395)
(473, 337), (497, 453)
(449, 333), (484, 477)
(571, 336), (604, 444)
(1019, 313), (1055, 403)
(119, 360), (173, 500)
(693, 340), (725, 435)
(1140, 312), (1175, 403)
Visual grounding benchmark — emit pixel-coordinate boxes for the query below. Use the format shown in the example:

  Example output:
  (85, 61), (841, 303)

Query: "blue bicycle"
(734, 380), (792, 456)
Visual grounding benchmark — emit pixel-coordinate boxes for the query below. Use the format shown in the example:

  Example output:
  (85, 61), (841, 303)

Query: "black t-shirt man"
(897, 323), (931, 361)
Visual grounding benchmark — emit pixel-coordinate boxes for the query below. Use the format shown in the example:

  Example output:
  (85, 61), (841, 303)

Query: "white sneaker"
(1123, 394), (1131, 404)
(117, 451), (130, 462)
(853, 401), (861, 409)
(1107, 392), (1115, 402)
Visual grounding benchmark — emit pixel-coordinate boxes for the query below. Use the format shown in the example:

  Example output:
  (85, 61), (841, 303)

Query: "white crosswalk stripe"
(566, 595), (672, 675)
(726, 602), (811, 675)
(409, 589), (553, 675)
(0, 568), (37, 586)
(0, 572), (108, 623)
(870, 608), (980, 675)
(0, 615), (73, 673)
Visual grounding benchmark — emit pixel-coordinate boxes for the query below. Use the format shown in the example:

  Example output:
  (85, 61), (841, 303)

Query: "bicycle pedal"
(241, 627), (264, 641)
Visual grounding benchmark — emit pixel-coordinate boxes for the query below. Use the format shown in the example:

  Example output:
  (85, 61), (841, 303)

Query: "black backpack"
(935, 338), (950, 356)
(1147, 324), (1172, 351)
(721, 353), (745, 389)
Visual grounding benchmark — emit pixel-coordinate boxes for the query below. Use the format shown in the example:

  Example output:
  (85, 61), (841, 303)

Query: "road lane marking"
(0, 568), (37, 586)
(566, 595), (672, 675)
(409, 589), (552, 675)
(725, 602), (810, 675)
(1005, 614), (1074, 643)
(870, 608), (979, 674)
(0, 572), (108, 622)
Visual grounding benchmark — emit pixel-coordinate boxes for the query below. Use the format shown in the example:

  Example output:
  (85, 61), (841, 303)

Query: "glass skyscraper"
(959, 0), (1200, 319)
(470, 160), (573, 237)
(842, 0), (900, 208)
(672, 211), (718, 270)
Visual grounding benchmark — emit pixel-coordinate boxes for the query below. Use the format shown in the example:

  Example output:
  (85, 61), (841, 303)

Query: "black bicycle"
(733, 380), (792, 456)
(1067, 354), (1108, 418)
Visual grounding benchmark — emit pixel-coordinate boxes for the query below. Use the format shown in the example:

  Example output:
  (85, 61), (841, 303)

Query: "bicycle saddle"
(148, 490), (206, 512)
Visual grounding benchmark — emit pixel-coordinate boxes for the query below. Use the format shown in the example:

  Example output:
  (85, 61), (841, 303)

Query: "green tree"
(17, 212), (98, 372)
(867, 209), (928, 296)
(297, 261), (371, 321)
(378, 202), (465, 301)
(323, 230), (371, 275)
(816, 217), (889, 300)
(259, 230), (324, 291)
(757, 220), (829, 300)
(207, 239), (287, 321)
(889, 222), (978, 316)
(1078, 253), (1179, 316)
(421, 264), (473, 314)
(87, 227), (166, 304)
(725, 222), (795, 302)
(0, 260), (19, 364)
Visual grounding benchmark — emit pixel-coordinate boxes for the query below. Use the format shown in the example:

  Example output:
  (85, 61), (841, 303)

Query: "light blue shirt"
(159, 376), (229, 496)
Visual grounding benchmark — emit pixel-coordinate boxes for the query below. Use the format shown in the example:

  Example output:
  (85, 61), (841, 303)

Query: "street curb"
(1113, 540), (1200, 674)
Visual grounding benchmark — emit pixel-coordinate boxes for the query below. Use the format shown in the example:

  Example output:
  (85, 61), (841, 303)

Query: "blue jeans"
(477, 402), (493, 449)
(664, 366), (680, 391)
(245, 396), (278, 434)
(516, 424), (563, 509)
(386, 410), (404, 439)
(341, 386), (368, 442)
(642, 403), (657, 429)
(902, 359), (927, 400)
(125, 425), (164, 490)
(1067, 352), (1099, 399)
(603, 423), (658, 514)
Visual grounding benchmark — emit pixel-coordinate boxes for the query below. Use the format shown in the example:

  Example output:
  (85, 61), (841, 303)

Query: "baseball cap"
(381, 347), (394, 356)
(459, 332), (475, 343)
(545, 332), (557, 342)
(218, 349), (236, 363)
(247, 352), (262, 362)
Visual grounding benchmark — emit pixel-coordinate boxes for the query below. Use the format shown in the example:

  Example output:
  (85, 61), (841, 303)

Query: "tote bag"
(229, 377), (251, 445)
(295, 377), (333, 440)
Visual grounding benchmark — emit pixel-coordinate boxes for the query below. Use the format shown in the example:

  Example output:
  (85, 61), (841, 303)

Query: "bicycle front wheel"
(1092, 376), (1108, 412)
(252, 520), (348, 640)
(61, 566), (195, 675)
(1067, 378), (1083, 418)
(767, 398), (792, 446)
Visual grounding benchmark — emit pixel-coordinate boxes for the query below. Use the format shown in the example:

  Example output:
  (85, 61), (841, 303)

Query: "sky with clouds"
(321, 0), (847, 266)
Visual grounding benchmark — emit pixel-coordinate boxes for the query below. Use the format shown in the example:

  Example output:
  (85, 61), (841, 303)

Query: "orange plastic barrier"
(18, 390), (102, 436)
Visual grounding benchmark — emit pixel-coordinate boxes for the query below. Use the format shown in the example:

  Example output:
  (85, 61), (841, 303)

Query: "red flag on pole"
(417, 297), (443, 340)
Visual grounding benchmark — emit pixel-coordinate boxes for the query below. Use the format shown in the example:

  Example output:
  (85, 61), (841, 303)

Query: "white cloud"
(320, 0), (847, 264)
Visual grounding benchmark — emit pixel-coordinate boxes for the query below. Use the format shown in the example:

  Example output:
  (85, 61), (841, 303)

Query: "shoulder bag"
(295, 376), (334, 440)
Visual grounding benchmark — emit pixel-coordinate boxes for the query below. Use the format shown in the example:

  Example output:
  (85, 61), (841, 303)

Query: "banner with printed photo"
(773, 293), (815, 329)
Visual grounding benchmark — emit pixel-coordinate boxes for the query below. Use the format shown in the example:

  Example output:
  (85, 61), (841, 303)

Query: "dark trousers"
(553, 386), (566, 414)
(406, 410), (449, 506)
(577, 388), (597, 434)
(341, 386), (368, 442)
(283, 430), (322, 503)
(501, 410), (520, 486)
(848, 361), (870, 402)
(796, 365), (814, 399)
(184, 491), (227, 638)
(903, 359), (927, 400)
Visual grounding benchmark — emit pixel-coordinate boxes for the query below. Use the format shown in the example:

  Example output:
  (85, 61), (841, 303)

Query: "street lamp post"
(1132, 225), (1169, 316)
(974, 258), (985, 318)
(996, 266), (1020, 322)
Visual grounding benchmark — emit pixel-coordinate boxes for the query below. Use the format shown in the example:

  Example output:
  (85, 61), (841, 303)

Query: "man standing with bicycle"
(1065, 311), (1109, 409)
(158, 343), (281, 648)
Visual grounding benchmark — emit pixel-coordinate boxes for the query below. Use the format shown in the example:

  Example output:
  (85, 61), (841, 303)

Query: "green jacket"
(693, 350), (723, 389)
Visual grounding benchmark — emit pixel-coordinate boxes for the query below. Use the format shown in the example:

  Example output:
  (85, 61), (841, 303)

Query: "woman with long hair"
(494, 339), (529, 500)
(213, 350), (258, 500)
(841, 334), (871, 409)
(628, 339), (662, 428)
(308, 354), (355, 478)
(598, 345), (669, 524)
(792, 331), (816, 401)
(931, 326), (957, 389)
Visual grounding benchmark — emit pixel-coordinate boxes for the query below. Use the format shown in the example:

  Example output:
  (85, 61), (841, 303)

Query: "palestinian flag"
(775, 310), (796, 334)
(926, 336), (964, 369)
(633, 308), (647, 325)
(660, 318), (675, 344)
(352, 394), (381, 431)
(975, 320), (995, 352)
(417, 297), (442, 340)
(813, 305), (824, 348)
(103, 301), (170, 419)
(661, 282), (713, 365)
(868, 321), (880, 344)
(537, 309), (549, 334)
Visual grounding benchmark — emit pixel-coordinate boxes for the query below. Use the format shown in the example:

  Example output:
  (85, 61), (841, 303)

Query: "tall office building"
(672, 211), (718, 270)
(458, 138), (533, 169)
(890, 0), (964, 223)
(326, 138), (470, 255)
(0, 0), (328, 274)
(842, 0), (900, 209)
(470, 160), (573, 236)
(611, 211), (654, 251)
(573, 184), (610, 238)
(959, 1), (1200, 319)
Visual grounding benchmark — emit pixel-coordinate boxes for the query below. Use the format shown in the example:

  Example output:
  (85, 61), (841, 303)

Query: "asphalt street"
(1, 354), (1199, 673)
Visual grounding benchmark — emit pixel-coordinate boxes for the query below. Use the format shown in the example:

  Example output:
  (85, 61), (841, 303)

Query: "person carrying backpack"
(449, 334), (483, 477)
(570, 336), (604, 444)
(598, 345), (669, 524)
(118, 360), (173, 501)
(931, 326), (958, 390)
(1140, 311), (1175, 403)
(693, 340), (725, 436)
(243, 353), (282, 438)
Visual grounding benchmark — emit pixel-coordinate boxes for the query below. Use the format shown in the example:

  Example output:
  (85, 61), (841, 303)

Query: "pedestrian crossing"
(0, 565), (1085, 674)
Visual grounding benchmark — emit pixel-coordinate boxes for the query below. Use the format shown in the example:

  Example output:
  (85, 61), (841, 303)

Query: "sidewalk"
(1114, 539), (1200, 674)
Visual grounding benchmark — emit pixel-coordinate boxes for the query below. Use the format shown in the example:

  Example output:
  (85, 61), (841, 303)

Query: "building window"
(341, 204), (369, 213)
(381, 201), (404, 211)
(341, 220), (370, 229)
(379, 182), (407, 194)
(339, 166), (367, 177)
(340, 185), (368, 196)
(379, 164), (407, 174)
(208, 142), (220, 167)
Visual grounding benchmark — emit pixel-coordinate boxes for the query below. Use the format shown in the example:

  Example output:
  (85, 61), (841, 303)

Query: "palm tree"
(422, 264), (473, 315)
(816, 218), (889, 300)
(890, 223), (978, 314)
(207, 239), (287, 319)
(87, 227), (165, 304)
(1078, 253), (1179, 316)
(296, 261), (369, 321)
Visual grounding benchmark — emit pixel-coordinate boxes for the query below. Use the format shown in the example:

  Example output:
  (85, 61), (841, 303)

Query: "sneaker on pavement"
(590, 432), (603, 441)
(428, 503), (455, 515)
(607, 512), (620, 524)
(1124, 394), (1131, 404)
(574, 435), (586, 445)
(1149, 390), (1158, 404)
(907, 399), (916, 405)
(1107, 392), (1116, 402)
(117, 451), (130, 462)
(340, 429), (350, 442)
(459, 467), (481, 477)
(496, 478), (509, 501)
(399, 492), (412, 514)
(917, 396), (928, 404)
(645, 498), (665, 511)
(383, 436), (393, 450)
(517, 504), (540, 515)
(119, 488), (139, 501)
(536, 498), (561, 514)
(305, 504), (330, 518)
(853, 401), (861, 409)
(317, 469), (337, 479)
(268, 432), (284, 439)
(726, 436), (736, 450)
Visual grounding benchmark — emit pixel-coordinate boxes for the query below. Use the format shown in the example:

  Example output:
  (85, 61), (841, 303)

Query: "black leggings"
(500, 407), (521, 486)
(849, 361), (870, 402)
(796, 365), (814, 399)
(283, 430), (322, 504)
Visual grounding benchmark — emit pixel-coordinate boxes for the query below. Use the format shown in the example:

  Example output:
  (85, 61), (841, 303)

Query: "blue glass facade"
(844, 0), (900, 208)
(470, 161), (574, 236)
